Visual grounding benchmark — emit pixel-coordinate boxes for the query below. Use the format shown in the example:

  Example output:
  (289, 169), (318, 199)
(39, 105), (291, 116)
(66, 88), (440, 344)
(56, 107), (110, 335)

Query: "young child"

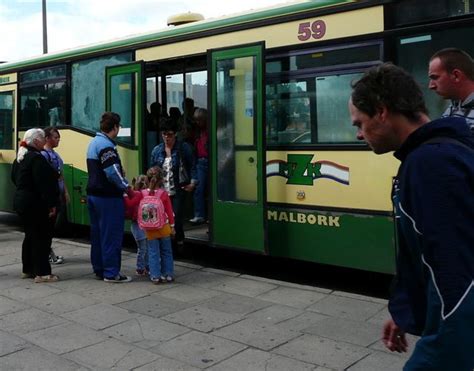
(142, 166), (175, 284)
(124, 175), (149, 275)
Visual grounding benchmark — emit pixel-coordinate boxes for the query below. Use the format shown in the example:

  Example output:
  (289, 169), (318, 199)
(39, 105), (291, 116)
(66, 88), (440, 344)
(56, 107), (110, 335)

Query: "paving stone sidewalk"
(0, 228), (417, 370)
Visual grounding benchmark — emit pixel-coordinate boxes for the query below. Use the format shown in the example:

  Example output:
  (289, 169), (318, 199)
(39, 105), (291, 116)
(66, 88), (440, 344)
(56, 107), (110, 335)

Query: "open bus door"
(66, 62), (144, 227)
(105, 62), (145, 173)
(209, 44), (266, 253)
(0, 84), (17, 212)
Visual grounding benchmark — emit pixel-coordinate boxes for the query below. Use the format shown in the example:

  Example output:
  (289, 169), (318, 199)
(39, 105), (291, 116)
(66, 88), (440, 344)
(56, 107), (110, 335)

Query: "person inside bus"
(349, 63), (474, 370)
(190, 108), (208, 224)
(86, 112), (134, 283)
(169, 107), (181, 123)
(145, 102), (164, 168)
(49, 96), (66, 126)
(22, 99), (40, 127)
(41, 127), (70, 265)
(428, 48), (474, 128)
(147, 102), (163, 133)
(179, 97), (197, 145)
(150, 118), (197, 249)
(11, 128), (59, 283)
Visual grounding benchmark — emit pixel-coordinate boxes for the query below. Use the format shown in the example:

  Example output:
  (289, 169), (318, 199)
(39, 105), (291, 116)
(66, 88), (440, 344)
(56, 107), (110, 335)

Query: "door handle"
(248, 157), (255, 163)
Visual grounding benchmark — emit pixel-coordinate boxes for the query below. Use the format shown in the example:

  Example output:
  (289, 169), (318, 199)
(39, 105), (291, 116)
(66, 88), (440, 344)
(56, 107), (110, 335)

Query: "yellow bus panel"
(0, 73), (17, 84)
(137, 6), (383, 61)
(266, 150), (399, 211)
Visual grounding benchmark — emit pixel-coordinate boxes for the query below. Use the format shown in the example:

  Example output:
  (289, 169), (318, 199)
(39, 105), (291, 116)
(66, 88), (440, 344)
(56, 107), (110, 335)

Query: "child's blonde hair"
(132, 174), (148, 191)
(146, 166), (164, 193)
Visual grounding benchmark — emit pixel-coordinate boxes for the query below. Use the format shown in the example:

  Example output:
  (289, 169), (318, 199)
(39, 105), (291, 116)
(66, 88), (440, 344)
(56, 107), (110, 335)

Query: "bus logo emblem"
(266, 154), (349, 186)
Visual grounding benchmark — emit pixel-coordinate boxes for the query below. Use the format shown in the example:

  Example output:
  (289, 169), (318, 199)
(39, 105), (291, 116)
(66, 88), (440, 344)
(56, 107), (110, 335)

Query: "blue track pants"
(87, 195), (124, 278)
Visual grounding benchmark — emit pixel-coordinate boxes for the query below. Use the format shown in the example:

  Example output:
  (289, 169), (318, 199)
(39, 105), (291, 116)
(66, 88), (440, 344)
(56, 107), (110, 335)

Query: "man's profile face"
(47, 132), (60, 148)
(428, 57), (457, 99)
(349, 99), (393, 154)
(109, 124), (120, 139)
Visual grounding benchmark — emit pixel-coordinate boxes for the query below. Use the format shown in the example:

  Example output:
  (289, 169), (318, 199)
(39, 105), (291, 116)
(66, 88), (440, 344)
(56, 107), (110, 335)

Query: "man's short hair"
(100, 112), (121, 133)
(44, 126), (59, 138)
(351, 63), (428, 122)
(430, 48), (474, 80)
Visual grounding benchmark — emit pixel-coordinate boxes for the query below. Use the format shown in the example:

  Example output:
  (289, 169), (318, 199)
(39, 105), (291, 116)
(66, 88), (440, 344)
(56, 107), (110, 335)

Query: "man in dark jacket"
(349, 63), (474, 370)
(86, 112), (133, 283)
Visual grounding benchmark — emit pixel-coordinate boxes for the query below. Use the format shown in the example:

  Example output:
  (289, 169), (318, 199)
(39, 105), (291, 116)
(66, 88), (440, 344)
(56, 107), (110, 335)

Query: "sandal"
(34, 274), (59, 283)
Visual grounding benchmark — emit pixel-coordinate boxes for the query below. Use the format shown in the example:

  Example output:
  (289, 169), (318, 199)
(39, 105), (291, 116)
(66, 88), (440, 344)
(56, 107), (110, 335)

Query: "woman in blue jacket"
(150, 118), (197, 246)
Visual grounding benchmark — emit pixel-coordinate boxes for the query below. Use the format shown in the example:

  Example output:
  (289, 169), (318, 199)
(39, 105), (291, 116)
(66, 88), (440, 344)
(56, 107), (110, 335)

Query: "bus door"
(105, 62), (145, 173)
(0, 84), (16, 212)
(209, 44), (265, 253)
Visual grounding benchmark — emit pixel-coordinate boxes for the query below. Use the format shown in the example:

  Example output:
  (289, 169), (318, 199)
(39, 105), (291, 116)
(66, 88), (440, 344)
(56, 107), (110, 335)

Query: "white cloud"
(0, 0), (290, 62)
(0, 11), (42, 61)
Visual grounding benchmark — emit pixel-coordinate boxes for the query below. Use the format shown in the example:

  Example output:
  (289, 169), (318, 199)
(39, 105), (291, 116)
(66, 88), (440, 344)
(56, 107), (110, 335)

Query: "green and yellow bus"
(1, 0), (473, 273)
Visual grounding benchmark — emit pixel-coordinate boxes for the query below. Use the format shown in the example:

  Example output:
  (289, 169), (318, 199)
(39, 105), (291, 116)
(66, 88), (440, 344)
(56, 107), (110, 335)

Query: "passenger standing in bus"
(349, 63), (474, 371)
(179, 97), (197, 145)
(148, 102), (163, 133)
(150, 118), (197, 248)
(41, 127), (69, 265)
(190, 108), (208, 224)
(21, 99), (40, 127)
(48, 96), (66, 126)
(428, 48), (474, 128)
(11, 128), (59, 283)
(86, 112), (134, 283)
(169, 107), (182, 123)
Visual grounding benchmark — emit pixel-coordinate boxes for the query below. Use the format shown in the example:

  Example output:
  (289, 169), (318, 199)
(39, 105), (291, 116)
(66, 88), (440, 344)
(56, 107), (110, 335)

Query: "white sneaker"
(49, 251), (64, 264)
(189, 217), (205, 223)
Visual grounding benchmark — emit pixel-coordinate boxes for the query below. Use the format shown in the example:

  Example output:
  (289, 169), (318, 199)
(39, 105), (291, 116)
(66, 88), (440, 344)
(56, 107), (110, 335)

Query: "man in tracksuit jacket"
(86, 112), (133, 283)
(349, 63), (474, 370)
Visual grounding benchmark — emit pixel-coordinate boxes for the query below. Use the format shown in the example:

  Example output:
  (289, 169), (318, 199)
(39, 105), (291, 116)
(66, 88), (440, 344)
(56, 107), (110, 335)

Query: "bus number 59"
(297, 20), (326, 41)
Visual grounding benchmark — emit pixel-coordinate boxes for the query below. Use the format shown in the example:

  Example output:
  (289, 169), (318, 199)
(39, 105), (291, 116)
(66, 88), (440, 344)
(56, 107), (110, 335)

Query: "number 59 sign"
(297, 20), (326, 41)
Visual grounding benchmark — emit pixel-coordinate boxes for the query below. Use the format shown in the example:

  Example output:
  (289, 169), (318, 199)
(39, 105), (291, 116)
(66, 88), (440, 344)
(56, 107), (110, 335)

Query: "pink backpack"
(137, 189), (167, 231)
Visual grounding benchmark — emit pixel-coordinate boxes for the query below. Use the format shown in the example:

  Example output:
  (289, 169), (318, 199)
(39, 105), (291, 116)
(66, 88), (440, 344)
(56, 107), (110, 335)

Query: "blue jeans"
(193, 157), (208, 218)
(131, 221), (148, 271)
(87, 196), (124, 278)
(147, 237), (173, 279)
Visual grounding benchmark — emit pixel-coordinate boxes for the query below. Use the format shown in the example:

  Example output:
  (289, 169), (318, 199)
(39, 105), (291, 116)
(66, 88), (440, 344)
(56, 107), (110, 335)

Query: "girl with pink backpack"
(139, 166), (175, 284)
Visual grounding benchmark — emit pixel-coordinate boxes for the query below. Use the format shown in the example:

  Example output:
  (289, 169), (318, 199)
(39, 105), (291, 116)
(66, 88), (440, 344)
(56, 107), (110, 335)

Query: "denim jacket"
(150, 140), (197, 186)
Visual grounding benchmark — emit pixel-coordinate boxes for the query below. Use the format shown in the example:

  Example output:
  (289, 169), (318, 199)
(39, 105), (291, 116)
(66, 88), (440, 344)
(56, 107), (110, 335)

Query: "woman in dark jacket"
(150, 118), (197, 246)
(11, 128), (59, 283)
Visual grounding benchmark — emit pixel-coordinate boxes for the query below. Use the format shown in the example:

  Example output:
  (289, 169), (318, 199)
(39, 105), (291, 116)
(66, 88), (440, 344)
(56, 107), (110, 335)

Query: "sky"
(0, 0), (291, 62)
